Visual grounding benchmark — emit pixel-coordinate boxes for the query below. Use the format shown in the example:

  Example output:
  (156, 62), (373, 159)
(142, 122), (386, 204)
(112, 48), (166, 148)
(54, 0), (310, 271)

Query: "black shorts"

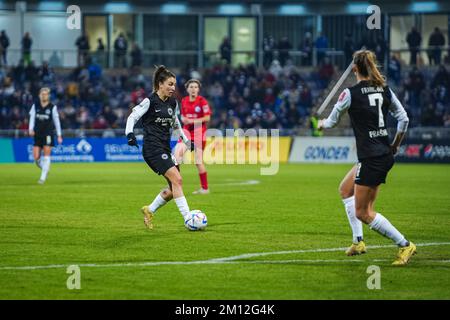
(143, 148), (178, 176)
(355, 153), (394, 187)
(34, 134), (55, 147)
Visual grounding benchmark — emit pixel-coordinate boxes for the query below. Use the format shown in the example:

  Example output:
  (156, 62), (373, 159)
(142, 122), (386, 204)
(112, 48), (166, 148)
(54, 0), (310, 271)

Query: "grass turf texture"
(0, 162), (449, 299)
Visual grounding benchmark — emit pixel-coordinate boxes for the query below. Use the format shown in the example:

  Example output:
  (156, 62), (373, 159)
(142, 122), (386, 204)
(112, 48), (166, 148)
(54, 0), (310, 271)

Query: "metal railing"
(0, 48), (346, 69)
(390, 45), (450, 66)
(2, 45), (449, 70)
(0, 48), (201, 69)
(0, 49), (79, 68)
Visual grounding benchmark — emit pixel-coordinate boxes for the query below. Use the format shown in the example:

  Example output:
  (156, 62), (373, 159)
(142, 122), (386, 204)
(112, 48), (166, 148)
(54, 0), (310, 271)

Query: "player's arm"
(318, 89), (351, 130)
(125, 97), (150, 147)
(186, 115), (211, 125)
(52, 105), (63, 144)
(388, 88), (409, 155)
(192, 115), (211, 124)
(173, 101), (194, 151)
(192, 99), (212, 124)
(29, 104), (36, 136)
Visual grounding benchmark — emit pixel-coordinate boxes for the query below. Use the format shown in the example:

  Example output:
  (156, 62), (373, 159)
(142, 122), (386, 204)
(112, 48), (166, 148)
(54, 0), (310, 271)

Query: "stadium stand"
(1, 58), (449, 136)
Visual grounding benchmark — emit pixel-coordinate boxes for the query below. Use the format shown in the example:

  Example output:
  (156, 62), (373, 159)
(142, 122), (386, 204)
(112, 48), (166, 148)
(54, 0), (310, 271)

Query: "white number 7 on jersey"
(368, 93), (384, 128)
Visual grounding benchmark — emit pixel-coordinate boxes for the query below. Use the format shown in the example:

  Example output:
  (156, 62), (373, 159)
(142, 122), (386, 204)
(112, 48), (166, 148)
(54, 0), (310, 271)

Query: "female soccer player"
(29, 87), (63, 184)
(318, 50), (416, 266)
(125, 65), (195, 229)
(174, 79), (211, 194)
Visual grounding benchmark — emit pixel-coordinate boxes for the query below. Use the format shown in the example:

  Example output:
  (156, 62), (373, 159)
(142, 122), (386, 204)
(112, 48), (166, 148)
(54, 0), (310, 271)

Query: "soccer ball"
(185, 210), (208, 231)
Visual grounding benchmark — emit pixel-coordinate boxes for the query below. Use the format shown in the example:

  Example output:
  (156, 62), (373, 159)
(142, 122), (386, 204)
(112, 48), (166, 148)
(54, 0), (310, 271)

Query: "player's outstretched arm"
(388, 88), (409, 155)
(125, 98), (150, 147)
(318, 89), (351, 130)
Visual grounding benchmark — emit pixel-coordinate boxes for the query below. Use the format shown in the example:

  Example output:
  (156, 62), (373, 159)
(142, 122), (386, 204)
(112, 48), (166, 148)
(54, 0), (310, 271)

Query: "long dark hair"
(152, 65), (176, 92)
(353, 50), (386, 87)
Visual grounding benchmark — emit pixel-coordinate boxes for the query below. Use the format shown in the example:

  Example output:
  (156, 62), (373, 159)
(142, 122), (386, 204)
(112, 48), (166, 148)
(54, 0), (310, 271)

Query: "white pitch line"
(213, 180), (261, 186)
(0, 242), (449, 271)
(242, 259), (367, 264)
(208, 242), (450, 262)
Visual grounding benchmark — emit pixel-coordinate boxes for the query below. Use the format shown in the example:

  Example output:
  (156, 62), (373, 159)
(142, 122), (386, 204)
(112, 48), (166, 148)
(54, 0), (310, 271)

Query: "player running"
(174, 79), (211, 194)
(125, 65), (195, 230)
(28, 87), (63, 184)
(318, 50), (416, 266)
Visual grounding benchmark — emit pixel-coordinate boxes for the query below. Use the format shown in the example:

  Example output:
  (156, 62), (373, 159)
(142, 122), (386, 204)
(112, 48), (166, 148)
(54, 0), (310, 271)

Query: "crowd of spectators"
(1, 56), (449, 134)
(0, 57), (337, 133)
(0, 23), (447, 70)
(187, 62), (318, 130)
(0, 26), (449, 134)
(389, 63), (450, 128)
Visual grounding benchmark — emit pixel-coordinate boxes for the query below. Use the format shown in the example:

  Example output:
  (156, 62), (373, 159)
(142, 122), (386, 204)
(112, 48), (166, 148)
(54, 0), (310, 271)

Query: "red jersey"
(180, 95), (211, 133)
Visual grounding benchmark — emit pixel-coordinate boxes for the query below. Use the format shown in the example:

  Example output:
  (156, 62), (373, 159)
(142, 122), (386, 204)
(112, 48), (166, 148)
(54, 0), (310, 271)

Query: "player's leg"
(194, 163), (209, 194)
(164, 166), (191, 221)
(147, 180), (173, 213)
(339, 165), (364, 255)
(33, 146), (42, 169)
(142, 186), (172, 229)
(161, 182), (174, 201)
(193, 142), (209, 194)
(353, 184), (378, 224)
(354, 184), (416, 265)
(146, 186), (172, 210)
(174, 141), (187, 165)
(38, 146), (52, 184)
(141, 151), (178, 229)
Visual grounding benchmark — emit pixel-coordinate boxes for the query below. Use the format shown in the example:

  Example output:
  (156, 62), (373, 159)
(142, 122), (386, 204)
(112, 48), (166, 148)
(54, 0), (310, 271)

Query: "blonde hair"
(353, 50), (386, 87)
(39, 87), (51, 94)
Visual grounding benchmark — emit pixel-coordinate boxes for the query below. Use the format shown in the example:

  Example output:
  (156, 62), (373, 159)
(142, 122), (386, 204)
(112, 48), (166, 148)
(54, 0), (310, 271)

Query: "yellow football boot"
(141, 206), (154, 230)
(392, 242), (417, 266)
(345, 241), (367, 256)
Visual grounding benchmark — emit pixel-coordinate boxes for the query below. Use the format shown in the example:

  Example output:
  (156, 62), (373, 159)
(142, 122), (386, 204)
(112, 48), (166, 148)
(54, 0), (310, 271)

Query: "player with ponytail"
(317, 50), (416, 266)
(125, 65), (195, 230)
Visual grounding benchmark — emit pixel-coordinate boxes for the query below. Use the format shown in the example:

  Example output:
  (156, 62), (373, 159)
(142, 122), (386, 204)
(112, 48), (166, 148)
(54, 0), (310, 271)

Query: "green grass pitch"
(0, 162), (449, 299)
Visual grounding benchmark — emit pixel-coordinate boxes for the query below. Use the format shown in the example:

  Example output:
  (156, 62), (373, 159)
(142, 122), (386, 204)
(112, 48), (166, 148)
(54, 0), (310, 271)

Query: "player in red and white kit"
(174, 79), (211, 194)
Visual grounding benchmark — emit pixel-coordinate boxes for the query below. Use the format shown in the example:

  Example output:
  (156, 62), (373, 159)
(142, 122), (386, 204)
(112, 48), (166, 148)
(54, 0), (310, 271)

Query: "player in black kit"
(125, 66), (195, 230)
(28, 87), (63, 184)
(318, 50), (416, 266)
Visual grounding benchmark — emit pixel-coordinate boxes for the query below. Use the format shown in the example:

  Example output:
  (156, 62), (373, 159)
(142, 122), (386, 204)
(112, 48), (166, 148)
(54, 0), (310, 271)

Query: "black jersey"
(29, 101), (59, 136)
(323, 80), (409, 161)
(141, 93), (177, 152)
(125, 92), (188, 154)
(347, 81), (393, 159)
